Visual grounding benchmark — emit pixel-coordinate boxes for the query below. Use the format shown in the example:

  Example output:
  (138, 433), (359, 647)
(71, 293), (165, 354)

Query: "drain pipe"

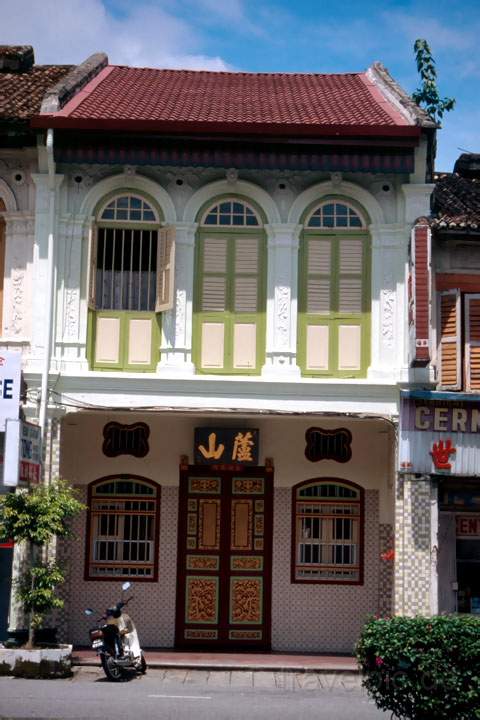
(38, 128), (56, 470)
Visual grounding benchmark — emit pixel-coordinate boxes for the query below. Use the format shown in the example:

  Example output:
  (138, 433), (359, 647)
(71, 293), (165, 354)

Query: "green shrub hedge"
(356, 615), (480, 720)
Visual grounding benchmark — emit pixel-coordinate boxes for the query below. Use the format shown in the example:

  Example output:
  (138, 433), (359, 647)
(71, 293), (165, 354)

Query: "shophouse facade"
(3, 51), (437, 652)
(401, 155), (480, 619)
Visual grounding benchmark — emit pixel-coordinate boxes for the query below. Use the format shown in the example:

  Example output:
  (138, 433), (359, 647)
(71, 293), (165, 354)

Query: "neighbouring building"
(401, 155), (480, 618)
(5, 51), (439, 652)
(0, 45), (102, 640)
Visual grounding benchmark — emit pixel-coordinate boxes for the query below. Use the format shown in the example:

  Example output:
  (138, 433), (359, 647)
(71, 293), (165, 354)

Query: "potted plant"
(0, 480), (84, 677)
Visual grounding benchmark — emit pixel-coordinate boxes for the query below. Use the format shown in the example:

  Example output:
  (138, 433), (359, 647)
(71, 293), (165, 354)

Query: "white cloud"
(381, 11), (475, 51)
(0, 0), (233, 69)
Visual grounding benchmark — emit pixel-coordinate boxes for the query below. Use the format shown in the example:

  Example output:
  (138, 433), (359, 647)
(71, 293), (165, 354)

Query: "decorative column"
(158, 222), (197, 374)
(1, 212), (35, 347)
(262, 223), (302, 379)
(53, 215), (89, 373)
(368, 223), (409, 380)
(30, 173), (64, 371)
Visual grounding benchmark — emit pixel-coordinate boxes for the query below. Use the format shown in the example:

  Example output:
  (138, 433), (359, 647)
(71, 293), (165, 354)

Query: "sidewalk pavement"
(72, 648), (359, 673)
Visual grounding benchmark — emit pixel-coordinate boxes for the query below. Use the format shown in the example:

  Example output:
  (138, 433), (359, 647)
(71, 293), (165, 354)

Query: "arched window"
(298, 199), (370, 378)
(88, 193), (174, 372)
(194, 197), (266, 374)
(292, 479), (363, 584)
(93, 194), (161, 312)
(86, 476), (160, 581)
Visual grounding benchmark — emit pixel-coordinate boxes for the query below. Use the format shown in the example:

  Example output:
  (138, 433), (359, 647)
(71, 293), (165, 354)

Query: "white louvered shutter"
(155, 226), (176, 312)
(201, 236), (227, 311)
(438, 290), (461, 389)
(465, 293), (480, 391)
(88, 226), (98, 309)
(306, 238), (331, 314)
(338, 238), (363, 313)
(234, 237), (259, 313)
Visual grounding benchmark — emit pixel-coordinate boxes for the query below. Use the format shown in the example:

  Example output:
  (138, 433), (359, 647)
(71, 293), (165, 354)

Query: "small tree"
(412, 39), (455, 124)
(0, 480), (85, 647)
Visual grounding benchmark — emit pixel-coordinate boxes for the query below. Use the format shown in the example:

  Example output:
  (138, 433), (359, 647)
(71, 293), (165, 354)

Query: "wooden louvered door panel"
(301, 233), (368, 376)
(466, 294), (480, 390)
(439, 290), (461, 389)
(197, 234), (264, 373)
(337, 237), (364, 372)
(175, 465), (273, 649)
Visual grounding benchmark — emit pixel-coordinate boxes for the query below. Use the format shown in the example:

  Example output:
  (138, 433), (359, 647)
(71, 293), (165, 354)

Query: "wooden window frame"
(84, 474), (160, 582)
(437, 290), (480, 392)
(298, 198), (371, 378)
(291, 478), (364, 586)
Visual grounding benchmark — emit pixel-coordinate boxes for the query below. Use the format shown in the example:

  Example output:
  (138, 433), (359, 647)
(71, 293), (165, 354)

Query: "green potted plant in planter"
(0, 480), (84, 677)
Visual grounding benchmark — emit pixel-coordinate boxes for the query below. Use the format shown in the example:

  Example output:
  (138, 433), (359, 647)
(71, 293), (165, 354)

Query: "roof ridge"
(108, 64), (365, 78)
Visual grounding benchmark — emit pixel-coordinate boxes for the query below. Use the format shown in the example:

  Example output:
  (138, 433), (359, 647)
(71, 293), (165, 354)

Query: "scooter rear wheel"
(140, 652), (147, 674)
(101, 654), (125, 682)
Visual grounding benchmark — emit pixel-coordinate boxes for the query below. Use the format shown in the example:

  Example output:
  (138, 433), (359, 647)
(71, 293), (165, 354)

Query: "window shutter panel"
(88, 226), (97, 309)
(438, 290), (461, 389)
(307, 238), (331, 314)
(155, 226), (175, 313)
(234, 237), (258, 313)
(465, 293), (480, 390)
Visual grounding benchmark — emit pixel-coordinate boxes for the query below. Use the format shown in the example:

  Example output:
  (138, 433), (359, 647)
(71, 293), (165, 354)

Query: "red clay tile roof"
(34, 65), (421, 136)
(0, 64), (73, 121)
(432, 173), (480, 231)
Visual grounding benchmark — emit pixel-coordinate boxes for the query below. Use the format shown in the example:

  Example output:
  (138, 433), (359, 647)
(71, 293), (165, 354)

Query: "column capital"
(171, 221), (198, 245)
(265, 223), (302, 249)
(369, 223), (409, 248)
(31, 172), (64, 190)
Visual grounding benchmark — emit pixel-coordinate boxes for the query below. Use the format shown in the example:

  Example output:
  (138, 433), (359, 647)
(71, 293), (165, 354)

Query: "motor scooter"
(84, 581), (147, 681)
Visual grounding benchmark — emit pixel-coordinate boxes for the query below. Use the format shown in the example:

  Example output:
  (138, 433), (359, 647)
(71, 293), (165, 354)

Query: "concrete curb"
(73, 658), (360, 674)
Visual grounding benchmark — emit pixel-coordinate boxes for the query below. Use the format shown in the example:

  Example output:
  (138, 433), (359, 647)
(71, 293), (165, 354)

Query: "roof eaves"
(40, 52), (108, 113)
(31, 115), (422, 138)
(367, 62), (437, 129)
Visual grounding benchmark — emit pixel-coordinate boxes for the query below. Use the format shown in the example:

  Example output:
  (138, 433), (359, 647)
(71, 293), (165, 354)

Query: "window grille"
(294, 480), (362, 583)
(202, 200), (260, 227)
(306, 202), (365, 229)
(95, 195), (159, 312)
(88, 478), (158, 580)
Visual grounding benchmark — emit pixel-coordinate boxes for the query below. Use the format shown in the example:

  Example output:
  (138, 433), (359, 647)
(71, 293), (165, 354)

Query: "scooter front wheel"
(101, 654), (125, 682)
(140, 652), (147, 674)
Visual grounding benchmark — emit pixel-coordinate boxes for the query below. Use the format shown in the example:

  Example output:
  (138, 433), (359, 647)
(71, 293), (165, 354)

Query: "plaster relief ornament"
(330, 172), (343, 188)
(226, 168), (238, 185)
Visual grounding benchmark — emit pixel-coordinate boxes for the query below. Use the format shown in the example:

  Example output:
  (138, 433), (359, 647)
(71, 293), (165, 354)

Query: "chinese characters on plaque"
(194, 428), (259, 466)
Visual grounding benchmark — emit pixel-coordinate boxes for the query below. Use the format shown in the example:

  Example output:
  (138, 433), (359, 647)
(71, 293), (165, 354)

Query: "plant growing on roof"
(0, 480), (85, 647)
(412, 39), (455, 124)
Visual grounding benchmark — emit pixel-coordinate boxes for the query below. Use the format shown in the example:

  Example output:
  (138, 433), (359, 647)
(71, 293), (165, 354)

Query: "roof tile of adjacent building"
(33, 62), (432, 136)
(432, 155), (480, 231)
(0, 46), (73, 121)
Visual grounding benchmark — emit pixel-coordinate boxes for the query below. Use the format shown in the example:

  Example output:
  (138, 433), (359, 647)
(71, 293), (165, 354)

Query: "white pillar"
(30, 173), (64, 371)
(158, 221), (197, 374)
(368, 223), (409, 381)
(262, 223), (301, 379)
(53, 215), (89, 373)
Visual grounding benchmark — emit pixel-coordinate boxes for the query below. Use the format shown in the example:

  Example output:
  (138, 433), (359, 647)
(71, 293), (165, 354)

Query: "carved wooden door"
(175, 465), (273, 649)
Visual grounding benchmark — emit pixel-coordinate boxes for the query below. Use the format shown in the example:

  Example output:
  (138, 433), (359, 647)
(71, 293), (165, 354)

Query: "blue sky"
(1, 0), (479, 170)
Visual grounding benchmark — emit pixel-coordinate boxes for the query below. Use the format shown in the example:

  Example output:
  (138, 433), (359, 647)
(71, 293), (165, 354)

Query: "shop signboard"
(194, 428), (259, 465)
(399, 390), (480, 476)
(0, 352), (21, 431)
(19, 422), (41, 484)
